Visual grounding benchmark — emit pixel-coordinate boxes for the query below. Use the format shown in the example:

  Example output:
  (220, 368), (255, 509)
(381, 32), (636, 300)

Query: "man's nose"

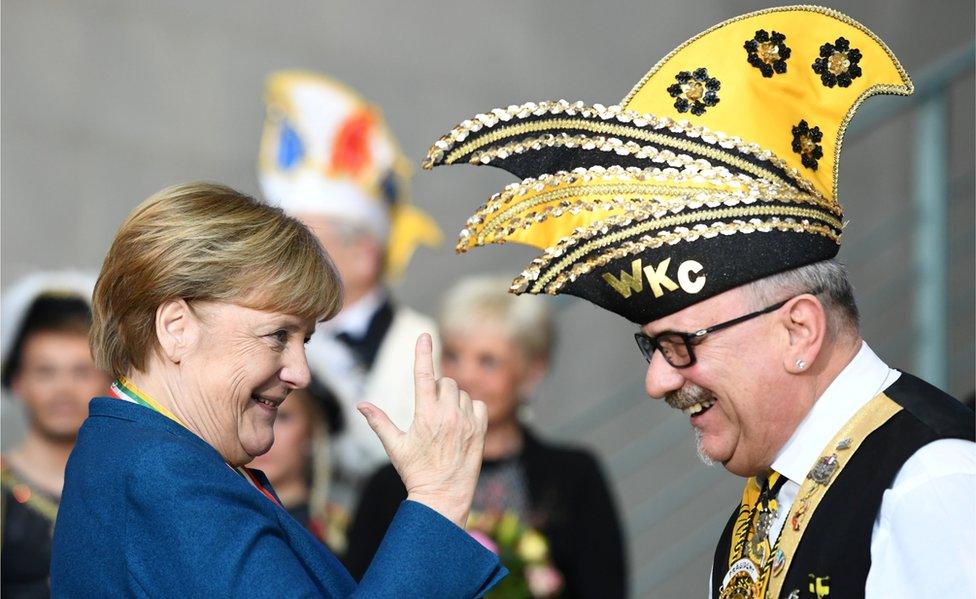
(645, 350), (686, 399)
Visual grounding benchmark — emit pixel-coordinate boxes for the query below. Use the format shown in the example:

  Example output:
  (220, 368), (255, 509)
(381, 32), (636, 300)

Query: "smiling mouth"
(665, 384), (716, 417)
(683, 399), (715, 416)
(251, 395), (283, 408)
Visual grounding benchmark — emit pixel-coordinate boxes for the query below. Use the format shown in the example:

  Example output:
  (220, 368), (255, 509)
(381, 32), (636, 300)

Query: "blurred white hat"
(258, 70), (441, 279)
(1, 270), (97, 371)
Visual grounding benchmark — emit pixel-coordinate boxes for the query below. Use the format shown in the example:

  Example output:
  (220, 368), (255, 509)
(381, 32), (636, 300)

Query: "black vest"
(711, 372), (975, 598)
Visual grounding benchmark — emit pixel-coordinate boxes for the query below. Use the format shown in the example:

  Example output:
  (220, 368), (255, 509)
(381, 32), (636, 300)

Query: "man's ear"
(155, 299), (197, 364)
(780, 294), (827, 374)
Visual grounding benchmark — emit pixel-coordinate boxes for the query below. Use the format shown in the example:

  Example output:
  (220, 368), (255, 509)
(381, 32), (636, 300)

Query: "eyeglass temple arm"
(689, 298), (790, 338)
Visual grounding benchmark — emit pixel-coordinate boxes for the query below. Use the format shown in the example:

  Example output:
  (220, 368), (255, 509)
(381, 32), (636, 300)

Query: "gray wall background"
(3, 1), (973, 596)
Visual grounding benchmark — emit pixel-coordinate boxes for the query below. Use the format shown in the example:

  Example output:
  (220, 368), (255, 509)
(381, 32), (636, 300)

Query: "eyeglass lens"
(657, 333), (692, 367)
(635, 333), (693, 367)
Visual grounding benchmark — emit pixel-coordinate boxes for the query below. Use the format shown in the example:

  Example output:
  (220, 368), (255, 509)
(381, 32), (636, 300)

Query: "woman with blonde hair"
(346, 275), (626, 598)
(50, 183), (504, 596)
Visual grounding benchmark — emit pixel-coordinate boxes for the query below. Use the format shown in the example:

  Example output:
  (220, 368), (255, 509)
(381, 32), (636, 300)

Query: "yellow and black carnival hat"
(423, 6), (912, 324)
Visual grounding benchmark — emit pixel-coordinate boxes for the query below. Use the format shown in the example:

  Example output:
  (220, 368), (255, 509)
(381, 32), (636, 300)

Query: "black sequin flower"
(666, 67), (721, 116)
(812, 37), (863, 88)
(791, 120), (824, 170)
(744, 29), (791, 77)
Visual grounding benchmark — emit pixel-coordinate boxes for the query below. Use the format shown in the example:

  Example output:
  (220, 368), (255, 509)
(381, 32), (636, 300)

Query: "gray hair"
(747, 259), (860, 339)
(438, 275), (555, 363)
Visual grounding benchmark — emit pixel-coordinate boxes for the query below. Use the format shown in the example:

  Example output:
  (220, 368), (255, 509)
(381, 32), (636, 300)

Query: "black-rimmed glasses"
(634, 290), (821, 368)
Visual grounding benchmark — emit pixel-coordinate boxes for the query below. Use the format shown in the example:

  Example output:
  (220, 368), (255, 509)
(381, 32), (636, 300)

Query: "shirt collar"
(317, 287), (387, 338)
(771, 341), (900, 484)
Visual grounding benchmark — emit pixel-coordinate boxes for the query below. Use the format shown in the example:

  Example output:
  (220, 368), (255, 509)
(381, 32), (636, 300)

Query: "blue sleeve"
(125, 440), (504, 597)
(123, 444), (335, 598)
(355, 500), (507, 598)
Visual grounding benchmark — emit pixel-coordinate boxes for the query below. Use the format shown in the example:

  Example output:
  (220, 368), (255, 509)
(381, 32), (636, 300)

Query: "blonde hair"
(92, 182), (342, 377)
(438, 275), (555, 363)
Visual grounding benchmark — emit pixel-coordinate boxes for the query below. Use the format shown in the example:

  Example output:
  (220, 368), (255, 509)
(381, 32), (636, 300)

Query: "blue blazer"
(51, 398), (505, 597)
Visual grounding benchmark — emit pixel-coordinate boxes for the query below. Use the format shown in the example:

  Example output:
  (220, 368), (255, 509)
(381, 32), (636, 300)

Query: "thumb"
(357, 402), (403, 455)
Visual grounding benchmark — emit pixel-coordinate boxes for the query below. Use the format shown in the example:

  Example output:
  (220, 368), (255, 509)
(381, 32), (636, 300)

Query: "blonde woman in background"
(346, 275), (626, 598)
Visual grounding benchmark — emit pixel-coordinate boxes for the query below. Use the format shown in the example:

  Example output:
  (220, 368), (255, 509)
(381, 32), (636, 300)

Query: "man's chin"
(719, 457), (768, 478)
(694, 429), (717, 466)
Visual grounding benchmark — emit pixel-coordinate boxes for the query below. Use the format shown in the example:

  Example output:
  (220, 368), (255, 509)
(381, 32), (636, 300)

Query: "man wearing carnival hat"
(258, 71), (442, 527)
(422, 6), (975, 598)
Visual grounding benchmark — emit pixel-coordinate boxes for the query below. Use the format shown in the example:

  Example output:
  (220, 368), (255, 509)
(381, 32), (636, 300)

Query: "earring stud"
(795, 359), (806, 370)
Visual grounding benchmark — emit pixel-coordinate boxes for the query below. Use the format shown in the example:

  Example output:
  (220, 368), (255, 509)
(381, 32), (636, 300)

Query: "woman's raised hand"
(357, 333), (487, 527)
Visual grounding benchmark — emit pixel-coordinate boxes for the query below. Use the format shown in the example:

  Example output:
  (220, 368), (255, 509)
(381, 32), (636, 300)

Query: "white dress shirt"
(304, 288), (439, 511)
(764, 342), (976, 598)
(304, 288), (386, 481)
(306, 288), (388, 411)
(317, 287), (387, 340)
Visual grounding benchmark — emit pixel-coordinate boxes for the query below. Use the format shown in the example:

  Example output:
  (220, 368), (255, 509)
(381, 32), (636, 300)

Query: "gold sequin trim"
(426, 100), (649, 166)
(444, 117), (799, 192)
(423, 100), (824, 200)
(458, 163), (835, 250)
(471, 184), (825, 252)
(513, 205), (842, 293)
(469, 132), (693, 165)
(472, 162), (829, 218)
(618, 5), (914, 202)
(468, 131), (824, 201)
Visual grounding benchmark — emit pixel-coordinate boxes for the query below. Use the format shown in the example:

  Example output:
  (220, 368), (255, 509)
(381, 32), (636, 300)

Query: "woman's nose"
(281, 345), (312, 390)
(644, 350), (686, 400)
(448, 362), (477, 394)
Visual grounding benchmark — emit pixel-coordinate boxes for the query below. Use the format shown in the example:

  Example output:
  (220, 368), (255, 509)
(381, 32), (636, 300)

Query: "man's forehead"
(640, 287), (748, 335)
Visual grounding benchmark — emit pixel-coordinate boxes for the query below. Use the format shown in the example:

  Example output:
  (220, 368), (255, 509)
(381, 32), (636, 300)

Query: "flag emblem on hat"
(259, 71), (442, 280)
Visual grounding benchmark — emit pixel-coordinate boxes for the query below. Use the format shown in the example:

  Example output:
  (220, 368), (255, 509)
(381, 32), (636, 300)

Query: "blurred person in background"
(248, 375), (348, 549)
(258, 71), (443, 529)
(346, 275), (626, 598)
(50, 183), (504, 596)
(1, 271), (110, 598)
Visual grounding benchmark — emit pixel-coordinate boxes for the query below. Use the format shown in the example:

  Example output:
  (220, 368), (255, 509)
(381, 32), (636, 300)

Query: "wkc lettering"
(602, 258), (706, 299)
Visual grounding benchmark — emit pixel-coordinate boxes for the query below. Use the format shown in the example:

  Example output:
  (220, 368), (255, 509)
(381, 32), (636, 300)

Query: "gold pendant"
(720, 558), (760, 599)
(718, 570), (759, 599)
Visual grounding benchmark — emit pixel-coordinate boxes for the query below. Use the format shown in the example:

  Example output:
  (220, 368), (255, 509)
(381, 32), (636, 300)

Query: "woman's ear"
(155, 299), (197, 364)
(780, 294), (827, 374)
(519, 358), (549, 397)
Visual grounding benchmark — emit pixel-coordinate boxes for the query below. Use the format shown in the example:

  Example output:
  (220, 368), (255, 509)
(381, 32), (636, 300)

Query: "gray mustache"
(665, 384), (714, 410)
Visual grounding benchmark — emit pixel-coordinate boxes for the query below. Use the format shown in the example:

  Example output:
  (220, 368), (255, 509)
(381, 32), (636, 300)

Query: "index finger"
(413, 333), (436, 406)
